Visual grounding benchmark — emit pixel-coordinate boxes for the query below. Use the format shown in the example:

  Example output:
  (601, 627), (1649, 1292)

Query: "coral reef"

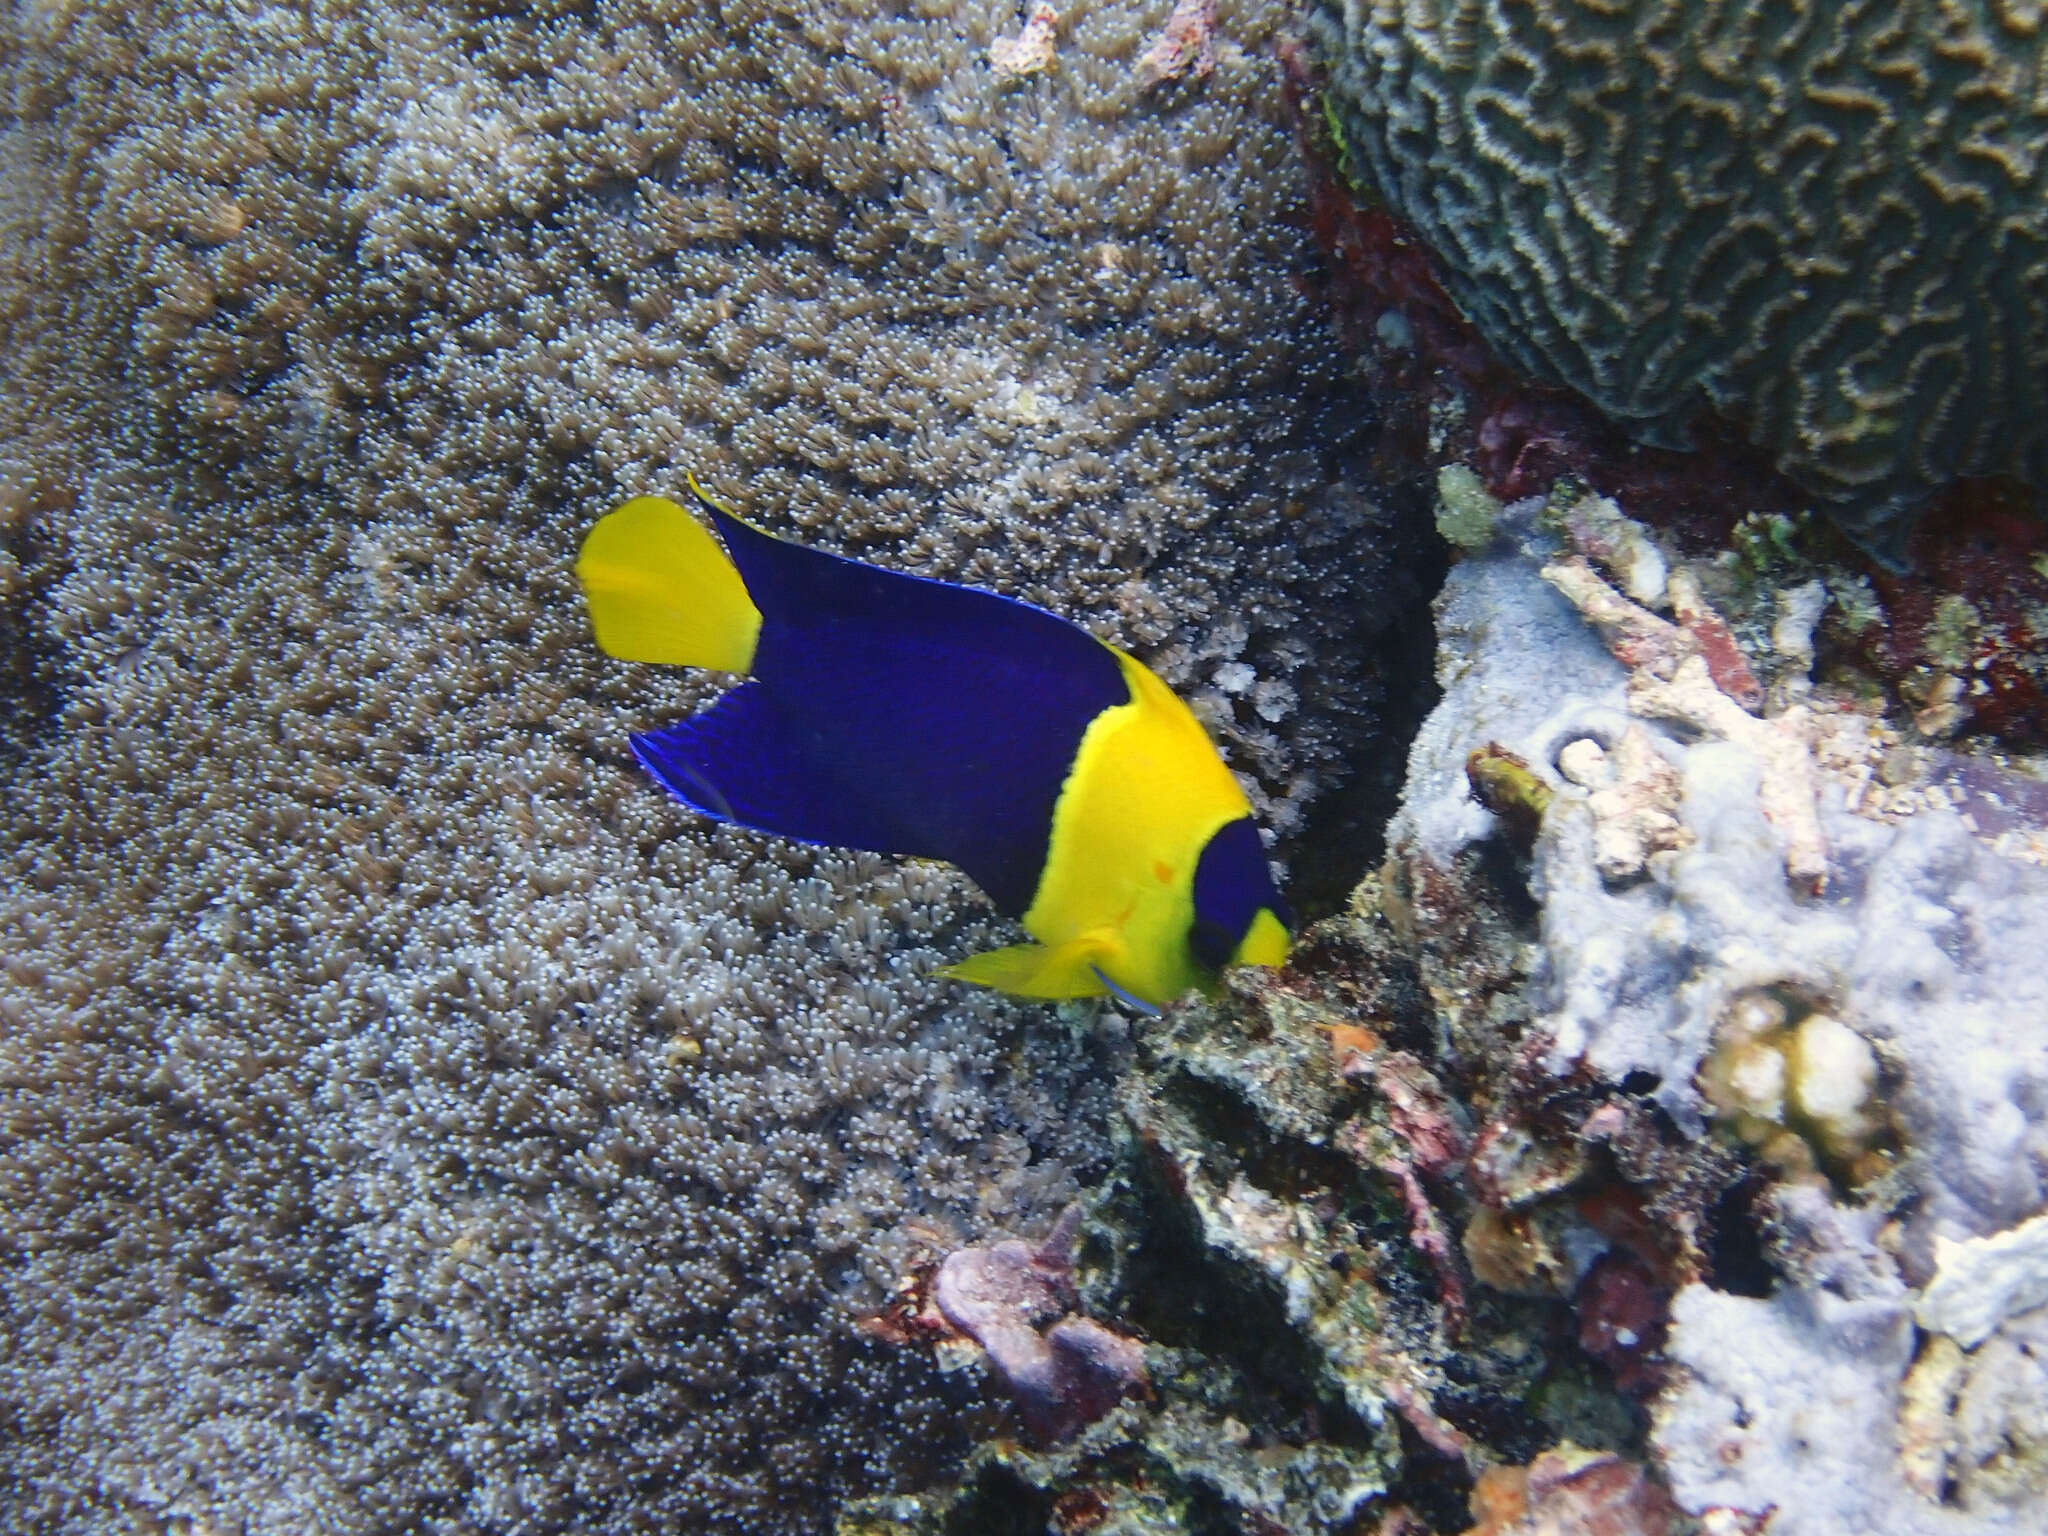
(1402, 485), (2048, 1533)
(847, 477), (2048, 1532)
(18, 0), (2046, 1529)
(842, 920), (1574, 1535)
(1304, 0), (2048, 549)
(0, 2), (1441, 1532)
(1465, 1445), (1679, 1536)
(1917, 1213), (2048, 1350)
(5, 0), (1437, 836)
(1287, 16), (2048, 758)
(1832, 489), (2048, 747)
(842, 1390), (1392, 1536)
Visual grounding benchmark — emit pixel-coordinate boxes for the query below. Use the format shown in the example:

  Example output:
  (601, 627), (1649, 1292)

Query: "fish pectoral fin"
(940, 934), (1117, 1000)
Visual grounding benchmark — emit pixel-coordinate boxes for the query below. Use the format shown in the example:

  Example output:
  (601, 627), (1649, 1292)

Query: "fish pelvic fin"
(575, 489), (762, 672)
(940, 932), (1121, 1001)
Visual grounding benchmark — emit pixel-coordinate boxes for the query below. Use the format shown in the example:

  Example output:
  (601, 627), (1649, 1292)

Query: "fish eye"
(1189, 916), (1237, 972)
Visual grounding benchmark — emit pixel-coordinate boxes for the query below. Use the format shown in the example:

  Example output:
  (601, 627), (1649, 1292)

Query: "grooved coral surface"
(0, 1), (1435, 1532)
(1307, 0), (2048, 544)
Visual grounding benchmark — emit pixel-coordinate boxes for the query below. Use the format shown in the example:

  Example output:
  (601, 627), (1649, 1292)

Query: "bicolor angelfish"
(574, 478), (1292, 1011)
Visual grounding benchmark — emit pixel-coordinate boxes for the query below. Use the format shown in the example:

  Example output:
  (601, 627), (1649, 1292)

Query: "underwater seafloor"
(5, 2), (2048, 1533)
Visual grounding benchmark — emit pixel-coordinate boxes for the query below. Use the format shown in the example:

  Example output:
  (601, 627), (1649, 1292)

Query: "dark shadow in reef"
(1280, 431), (1452, 923)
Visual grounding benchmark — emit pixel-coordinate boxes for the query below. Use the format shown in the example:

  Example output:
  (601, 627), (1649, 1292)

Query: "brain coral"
(0, 1), (1431, 1532)
(1306, 0), (2048, 548)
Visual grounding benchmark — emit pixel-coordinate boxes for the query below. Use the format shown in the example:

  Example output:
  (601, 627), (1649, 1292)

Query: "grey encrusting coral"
(1406, 489), (2048, 1533)
(0, 1), (1439, 1532)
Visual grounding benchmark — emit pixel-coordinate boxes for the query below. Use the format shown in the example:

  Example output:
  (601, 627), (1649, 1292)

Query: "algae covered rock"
(855, 470), (2048, 1533)
(854, 883), (1666, 1532)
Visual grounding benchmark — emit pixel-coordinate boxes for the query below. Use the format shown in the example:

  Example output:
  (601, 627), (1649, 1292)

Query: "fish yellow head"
(973, 651), (1295, 1012)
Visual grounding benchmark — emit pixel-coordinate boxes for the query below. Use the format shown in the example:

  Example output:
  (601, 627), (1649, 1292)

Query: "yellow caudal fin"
(940, 934), (1116, 1001)
(575, 493), (763, 672)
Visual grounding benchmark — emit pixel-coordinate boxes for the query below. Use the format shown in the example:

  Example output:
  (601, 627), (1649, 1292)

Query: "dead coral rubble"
(1540, 549), (1829, 895)
(1466, 1445), (1681, 1536)
(1400, 485), (2048, 1536)
(850, 890), (1687, 1533)
(989, 2), (1061, 81)
(1136, 0), (1218, 90)
(858, 476), (2048, 1532)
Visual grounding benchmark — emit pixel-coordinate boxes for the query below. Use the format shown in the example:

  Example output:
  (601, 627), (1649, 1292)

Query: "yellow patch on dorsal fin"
(575, 492), (762, 672)
(939, 933), (1119, 1001)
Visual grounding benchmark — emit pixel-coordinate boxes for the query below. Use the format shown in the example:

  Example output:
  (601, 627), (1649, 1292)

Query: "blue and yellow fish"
(574, 477), (1292, 1010)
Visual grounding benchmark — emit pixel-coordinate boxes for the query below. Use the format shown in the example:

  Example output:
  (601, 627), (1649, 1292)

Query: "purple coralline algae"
(928, 1206), (1149, 1444)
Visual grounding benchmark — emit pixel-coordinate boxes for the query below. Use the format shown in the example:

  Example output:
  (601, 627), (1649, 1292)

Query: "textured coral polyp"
(1283, 34), (1801, 559)
(1291, 15), (2048, 745)
(0, 1), (1441, 1532)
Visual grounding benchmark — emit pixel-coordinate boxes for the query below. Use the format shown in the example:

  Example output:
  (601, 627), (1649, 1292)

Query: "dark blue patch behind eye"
(1188, 917), (1237, 972)
(1189, 815), (1288, 968)
(643, 505), (1129, 916)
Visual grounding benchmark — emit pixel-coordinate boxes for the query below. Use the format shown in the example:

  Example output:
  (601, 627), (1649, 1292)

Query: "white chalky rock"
(1917, 1214), (2048, 1349)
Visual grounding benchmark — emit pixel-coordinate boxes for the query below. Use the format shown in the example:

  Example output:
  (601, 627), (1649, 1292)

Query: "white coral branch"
(1629, 658), (1827, 895)
(1545, 556), (1828, 894)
